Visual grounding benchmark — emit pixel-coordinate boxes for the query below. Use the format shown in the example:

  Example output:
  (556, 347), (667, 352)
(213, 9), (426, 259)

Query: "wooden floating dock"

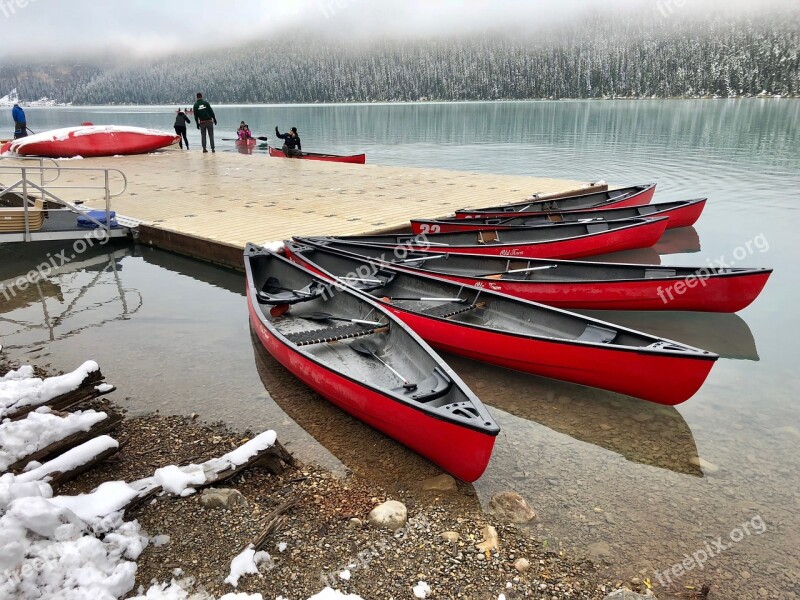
(4, 151), (592, 269)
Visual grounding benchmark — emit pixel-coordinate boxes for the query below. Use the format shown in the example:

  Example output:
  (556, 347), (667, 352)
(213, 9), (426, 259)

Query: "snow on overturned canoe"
(8, 126), (180, 158)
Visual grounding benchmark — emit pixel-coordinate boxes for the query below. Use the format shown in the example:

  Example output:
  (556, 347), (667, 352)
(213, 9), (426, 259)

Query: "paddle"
(222, 136), (269, 141)
(301, 312), (384, 327)
(380, 296), (467, 303)
(350, 340), (417, 389)
(263, 277), (315, 297)
(25, 126), (36, 135)
(335, 276), (383, 284)
(394, 255), (446, 264)
(482, 265), (558, 279)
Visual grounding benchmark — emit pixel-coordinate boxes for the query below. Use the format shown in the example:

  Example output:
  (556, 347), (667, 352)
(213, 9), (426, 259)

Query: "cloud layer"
(1, 0), (795, 60)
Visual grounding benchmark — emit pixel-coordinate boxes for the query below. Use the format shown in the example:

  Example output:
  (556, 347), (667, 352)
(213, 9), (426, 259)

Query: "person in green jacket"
(192, 92), (217, 153)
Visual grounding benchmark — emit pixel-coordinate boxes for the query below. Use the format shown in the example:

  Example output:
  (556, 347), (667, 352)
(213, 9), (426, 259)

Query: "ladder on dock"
(0, 156), (141, 243)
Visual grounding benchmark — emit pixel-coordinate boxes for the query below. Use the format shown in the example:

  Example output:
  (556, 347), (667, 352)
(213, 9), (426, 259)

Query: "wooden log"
(15, 435), (120, 489)
(252, 495), (298, 551)
(5, 411), (124, 474)
(5, 370), (114, 421)
(122, 432), (294, 515)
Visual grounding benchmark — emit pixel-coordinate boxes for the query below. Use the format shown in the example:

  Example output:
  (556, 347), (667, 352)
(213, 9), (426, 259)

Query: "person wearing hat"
(12, 103), (27, 139)
(275, 126), (302, 157)
(192, 92), (217, 153)
(174, 108), (191, 149)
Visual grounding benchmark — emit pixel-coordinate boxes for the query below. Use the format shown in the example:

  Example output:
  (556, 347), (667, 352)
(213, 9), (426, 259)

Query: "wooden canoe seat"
(477, 230), (500, 244)
(578, 324), (618, 344)
(0, 198), (45, 232)
(285, 322), (383, 347)
(421, 301), (476, 319)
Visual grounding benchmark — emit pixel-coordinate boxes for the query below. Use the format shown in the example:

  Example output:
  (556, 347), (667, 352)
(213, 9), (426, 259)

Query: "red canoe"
(284, 241), (719, 405)
(316, 217), (668, 260)
(268, 146), (366, 164)
(412, 199), (706, 234)
(8, 126), (179, 158)
(295, 238), (772, 312)
(455, 183), (656, 218)
(244, 245), (498, 482)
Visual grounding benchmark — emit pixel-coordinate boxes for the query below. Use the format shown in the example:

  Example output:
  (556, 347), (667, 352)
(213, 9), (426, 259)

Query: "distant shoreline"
(13, 96), (798, 109)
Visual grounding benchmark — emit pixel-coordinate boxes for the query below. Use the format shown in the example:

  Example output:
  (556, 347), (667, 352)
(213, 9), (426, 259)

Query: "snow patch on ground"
(0, 360), (99, 419)
(224, 544), (273, 588)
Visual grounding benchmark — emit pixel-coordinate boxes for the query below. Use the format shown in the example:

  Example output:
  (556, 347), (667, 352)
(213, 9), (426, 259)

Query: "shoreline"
(11, 96), (798, 109)
(0, 353), (648, 600)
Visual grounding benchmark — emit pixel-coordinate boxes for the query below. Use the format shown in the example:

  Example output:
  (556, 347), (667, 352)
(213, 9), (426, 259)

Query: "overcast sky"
(0, 0), (794, 60)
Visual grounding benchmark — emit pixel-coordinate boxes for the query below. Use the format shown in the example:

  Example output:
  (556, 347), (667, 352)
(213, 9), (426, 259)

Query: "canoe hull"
(268, 146), (366, 164)
(10, 126), (179, 158)
(455, 183), (656, 218)
(433, 269), (772, 312)
(391, 309), (715, 406)
(413, 199), (705, 234)
(286, 249), (716, 405)
(337, 218), (668, 260)
(247, 291), (496, 481)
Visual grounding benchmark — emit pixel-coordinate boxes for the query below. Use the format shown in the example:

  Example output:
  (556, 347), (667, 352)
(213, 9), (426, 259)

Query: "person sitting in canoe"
(237, 122), (254, 141)
(275, 126), (302, 157)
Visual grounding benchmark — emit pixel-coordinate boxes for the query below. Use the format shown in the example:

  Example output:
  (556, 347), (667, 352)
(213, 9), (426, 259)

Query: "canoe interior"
(295, 238), (768, 284)
(333, 218), (650, 247)
(458, 184), (653, 213)
(246, 247), (495, 432)
(286, 242), (714, 357)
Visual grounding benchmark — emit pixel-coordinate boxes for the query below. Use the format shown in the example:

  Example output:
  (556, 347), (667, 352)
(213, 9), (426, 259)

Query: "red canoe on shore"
(7, 126), (179, 158)
(454, 183), (656, 218)
(244, 244), (498, 482)
(295, 238), (772, 312)
(412, 198), (706, 234)
(268, 146), (366, 164)
(313, 217), (668, 260)
(284, 241), (719, 405)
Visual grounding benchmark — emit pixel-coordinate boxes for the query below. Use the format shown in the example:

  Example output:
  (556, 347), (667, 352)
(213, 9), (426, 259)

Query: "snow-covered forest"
(1, 10), (798, 104)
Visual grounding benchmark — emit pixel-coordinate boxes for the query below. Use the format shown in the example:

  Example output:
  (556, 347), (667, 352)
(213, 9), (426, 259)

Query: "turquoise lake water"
(2, 100), (798, 598)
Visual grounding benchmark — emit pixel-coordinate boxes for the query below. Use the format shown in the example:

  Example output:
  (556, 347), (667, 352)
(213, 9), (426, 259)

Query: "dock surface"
(4, 151), (589, 266)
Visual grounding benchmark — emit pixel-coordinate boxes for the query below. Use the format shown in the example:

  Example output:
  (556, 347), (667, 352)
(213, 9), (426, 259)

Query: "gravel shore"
(2, 353), (649, 599)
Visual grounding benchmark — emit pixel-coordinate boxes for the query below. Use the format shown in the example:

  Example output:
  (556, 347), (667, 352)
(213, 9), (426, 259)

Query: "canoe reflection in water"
(250, 328), (482, 498)
(579, 311), (759, 361)
(442, 354), (703, 477)
(0, 244), (141, 350)
(653, 226), (701, 255)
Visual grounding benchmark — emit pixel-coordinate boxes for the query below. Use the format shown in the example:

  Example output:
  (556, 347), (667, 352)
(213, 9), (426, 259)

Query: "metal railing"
(0, 156), (128, 241)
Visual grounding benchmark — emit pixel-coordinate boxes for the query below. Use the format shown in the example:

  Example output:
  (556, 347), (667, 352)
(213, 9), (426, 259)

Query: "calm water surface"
(2, 100), (799, 598)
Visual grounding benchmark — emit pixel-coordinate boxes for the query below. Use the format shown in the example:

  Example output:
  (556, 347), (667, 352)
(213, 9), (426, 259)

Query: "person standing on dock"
(174, 109), (190, 149)
(275, 126), (302, 157)
(12, 103), (27, 139)
(193, 92), (217, 153)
